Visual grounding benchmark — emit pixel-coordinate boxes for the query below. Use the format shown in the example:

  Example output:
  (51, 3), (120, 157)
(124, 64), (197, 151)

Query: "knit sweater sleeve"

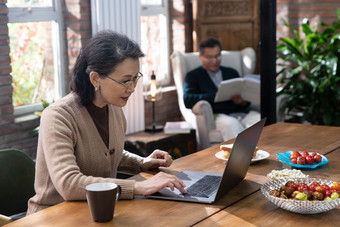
(37, 104), (136, 201)
(117, 150), (144, 174)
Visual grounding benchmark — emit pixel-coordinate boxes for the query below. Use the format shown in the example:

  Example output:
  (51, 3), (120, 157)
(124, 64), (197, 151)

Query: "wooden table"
(5, 123), (340, 227)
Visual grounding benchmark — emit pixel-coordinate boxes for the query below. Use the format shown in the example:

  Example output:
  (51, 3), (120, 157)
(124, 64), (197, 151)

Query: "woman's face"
(92, 58), (140, 108)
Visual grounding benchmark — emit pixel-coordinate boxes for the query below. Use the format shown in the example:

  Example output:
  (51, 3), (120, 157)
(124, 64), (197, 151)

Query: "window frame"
(141, 0), (170, 85)
(7, 0), (65, 116)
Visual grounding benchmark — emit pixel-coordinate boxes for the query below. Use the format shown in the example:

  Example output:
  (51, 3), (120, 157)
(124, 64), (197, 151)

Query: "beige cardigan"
(27, 92), (144, 215)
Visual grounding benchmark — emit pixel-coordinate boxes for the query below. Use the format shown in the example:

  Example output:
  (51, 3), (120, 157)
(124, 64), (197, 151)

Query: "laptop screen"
(214, 117), (266, 201)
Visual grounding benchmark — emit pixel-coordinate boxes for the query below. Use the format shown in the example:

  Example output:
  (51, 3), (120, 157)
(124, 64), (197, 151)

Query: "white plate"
(215, 148), (270, 163)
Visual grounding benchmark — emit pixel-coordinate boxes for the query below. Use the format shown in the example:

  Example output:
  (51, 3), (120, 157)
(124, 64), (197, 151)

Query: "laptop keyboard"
(185, 175), (221, 198)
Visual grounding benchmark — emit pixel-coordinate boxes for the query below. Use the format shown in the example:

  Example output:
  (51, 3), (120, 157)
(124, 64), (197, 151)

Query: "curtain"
(90, 0), (145, 134)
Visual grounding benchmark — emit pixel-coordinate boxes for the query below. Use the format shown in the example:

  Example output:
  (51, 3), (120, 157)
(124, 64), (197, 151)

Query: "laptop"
(146, 118), (266, 204)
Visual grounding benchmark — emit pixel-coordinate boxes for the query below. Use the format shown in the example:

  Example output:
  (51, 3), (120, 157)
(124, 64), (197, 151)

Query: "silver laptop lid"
(214, 117), (266, 201)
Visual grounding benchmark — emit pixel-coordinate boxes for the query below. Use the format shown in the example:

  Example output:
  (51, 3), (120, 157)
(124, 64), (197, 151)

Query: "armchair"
(171, 48), (256, 150)
(0, 149), (35, 224)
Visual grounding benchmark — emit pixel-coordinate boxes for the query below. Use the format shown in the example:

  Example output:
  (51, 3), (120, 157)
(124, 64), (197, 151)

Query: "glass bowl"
(261, 178), (340, 214)
(276, 151), (329, 168)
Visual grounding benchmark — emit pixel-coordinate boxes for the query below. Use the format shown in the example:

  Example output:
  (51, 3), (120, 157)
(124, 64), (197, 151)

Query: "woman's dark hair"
(70, 30), (145, 106)
(199, 38), (222, 54)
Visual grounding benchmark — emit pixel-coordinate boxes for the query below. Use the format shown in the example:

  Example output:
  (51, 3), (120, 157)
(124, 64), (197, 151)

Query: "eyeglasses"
(203, 55), (221, 62)
(107, 72), (143, 89)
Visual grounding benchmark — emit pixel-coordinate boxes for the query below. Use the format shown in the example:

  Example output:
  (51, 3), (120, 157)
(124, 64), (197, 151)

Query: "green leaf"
(276, 10), (340, 126)
(278, 38), (303, 58)
(301, 19), (312, 35)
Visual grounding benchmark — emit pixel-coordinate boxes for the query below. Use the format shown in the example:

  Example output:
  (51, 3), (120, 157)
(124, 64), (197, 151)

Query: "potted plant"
(276, 10), (340, 126)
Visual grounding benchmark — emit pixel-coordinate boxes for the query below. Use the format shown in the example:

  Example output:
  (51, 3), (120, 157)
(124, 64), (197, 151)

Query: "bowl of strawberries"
(276, 150), (329, 168)
(261, 178), (340, 214)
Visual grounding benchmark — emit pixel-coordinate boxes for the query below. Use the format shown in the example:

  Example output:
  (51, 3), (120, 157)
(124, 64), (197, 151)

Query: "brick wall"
(0, 3), (40, 157)
(0, 0), (12, 125)
(168, 0), (193, 54)
(277, 0), (340, 38)
(0, 0), (91, 159)
(62, 0), (92, 90)
(144, 88), (182, 127)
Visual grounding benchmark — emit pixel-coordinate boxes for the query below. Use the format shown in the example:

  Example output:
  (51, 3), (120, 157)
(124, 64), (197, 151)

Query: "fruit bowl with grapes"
(261, 178), (340, 214)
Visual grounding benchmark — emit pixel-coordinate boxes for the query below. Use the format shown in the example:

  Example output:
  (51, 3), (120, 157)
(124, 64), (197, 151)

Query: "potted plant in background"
(276, 9), (340, 126)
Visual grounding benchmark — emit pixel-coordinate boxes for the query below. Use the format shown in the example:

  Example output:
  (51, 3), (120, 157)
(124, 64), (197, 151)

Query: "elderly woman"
(27, 30), (186, 215)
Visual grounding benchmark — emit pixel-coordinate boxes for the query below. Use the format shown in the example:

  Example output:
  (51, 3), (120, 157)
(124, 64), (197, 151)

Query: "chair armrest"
(192, 100), (223, 149)
(192, 100), (216, 131)
(240, 47), (256, 76)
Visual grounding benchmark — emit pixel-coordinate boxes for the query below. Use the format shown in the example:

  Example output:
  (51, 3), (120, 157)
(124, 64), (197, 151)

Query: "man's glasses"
(203, 55), (221, 63)
(107, 72), (143, 89)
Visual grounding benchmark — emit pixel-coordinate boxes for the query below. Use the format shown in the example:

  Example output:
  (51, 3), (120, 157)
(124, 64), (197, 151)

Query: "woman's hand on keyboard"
(134, 172), (187, 196)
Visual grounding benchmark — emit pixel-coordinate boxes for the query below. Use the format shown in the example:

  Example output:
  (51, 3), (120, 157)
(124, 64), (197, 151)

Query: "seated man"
(183, 38), (260, 141)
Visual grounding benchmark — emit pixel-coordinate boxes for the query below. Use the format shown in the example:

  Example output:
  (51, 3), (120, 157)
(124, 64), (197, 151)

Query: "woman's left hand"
(141, 149), (173, 171)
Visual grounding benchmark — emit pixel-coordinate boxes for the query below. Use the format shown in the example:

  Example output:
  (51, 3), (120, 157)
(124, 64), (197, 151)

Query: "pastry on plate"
(220, 144), (232, 159)
(220, 144), (259, 159)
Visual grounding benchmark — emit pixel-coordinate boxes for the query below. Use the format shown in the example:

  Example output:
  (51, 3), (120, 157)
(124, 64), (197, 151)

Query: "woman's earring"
(95, 87), (98, 92)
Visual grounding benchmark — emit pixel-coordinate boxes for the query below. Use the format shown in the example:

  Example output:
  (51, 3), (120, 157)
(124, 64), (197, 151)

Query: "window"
(141, 0), (170, 85)
(7, 0), (64, 116)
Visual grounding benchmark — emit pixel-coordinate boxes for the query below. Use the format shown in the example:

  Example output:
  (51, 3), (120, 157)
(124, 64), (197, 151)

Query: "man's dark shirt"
(183, 66), (250, 115)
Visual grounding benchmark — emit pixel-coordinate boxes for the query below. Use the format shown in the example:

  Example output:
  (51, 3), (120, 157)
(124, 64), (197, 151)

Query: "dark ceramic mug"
(85, 182), (121, 222)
